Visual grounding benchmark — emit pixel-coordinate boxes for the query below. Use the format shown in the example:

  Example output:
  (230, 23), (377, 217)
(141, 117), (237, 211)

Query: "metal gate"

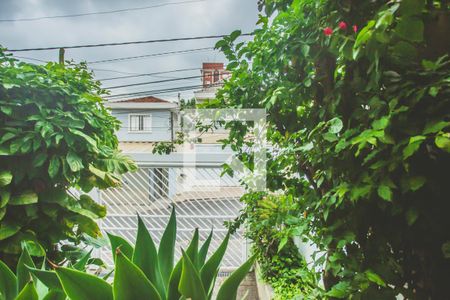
(98, 165), (246, 269)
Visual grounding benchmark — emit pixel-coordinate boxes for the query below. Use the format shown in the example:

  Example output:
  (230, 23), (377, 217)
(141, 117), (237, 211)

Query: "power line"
(87, 47), (214, 64)
(0, 0), (207, 22)
(98, 68), (201, 81)
(104, 75), (203, 89)
(105, 83), (220, 99)
(6, 33), (252, 52)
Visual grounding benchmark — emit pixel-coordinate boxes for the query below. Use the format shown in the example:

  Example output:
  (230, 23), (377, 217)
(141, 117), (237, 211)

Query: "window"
(213, 70), (220, 83)
(129, 114), (152, 132)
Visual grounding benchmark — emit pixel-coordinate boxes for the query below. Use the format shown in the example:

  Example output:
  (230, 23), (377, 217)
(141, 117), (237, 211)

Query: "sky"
(0, 0), (259, 101)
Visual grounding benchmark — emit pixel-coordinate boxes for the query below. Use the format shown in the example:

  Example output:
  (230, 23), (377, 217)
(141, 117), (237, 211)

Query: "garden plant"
(210, 0), (450, 298)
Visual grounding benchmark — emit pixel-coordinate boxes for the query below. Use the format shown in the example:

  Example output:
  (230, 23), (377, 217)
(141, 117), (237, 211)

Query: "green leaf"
(409, 176), (426, 191)
(395, 17), (424, 42)
(277, 236), (288, 253)
(79, 195), (106, 218)
(0, 221), (21, 240)
(0, 259), (17, 300)
(179, 251), (207, 300)
(132, 215), (165, 298)
(27, 267), (62, 290)
(158, 207), (177, 285)
(15, 281), (38, 300)
(403, 136), (426, 159)
(377, 185), (392, 201)
(216, 255), (256, 300)
(365, 270), (387, 287)
(406, 208), (419, 226)
(167, 259), (183, 300)
(326, 281), (351, 298)
(200, 233), (229, 294)
(42, 290), (66, 300)
(9, 191), (38, 206)
(0, 191), (10, 208)
(0, 170), (13, 187)
(423, 121), (449, 134)
(66, 151), (83, 172)
(72, 249), (93, 271)
(48, 157), (60, 178)
(32, 153), (47, 168)
(435, 134), (450, 152)
(107, 233), (134, 262)
(198, 229), (213, 268)
(372, 117), (389, 130)
(114, 250), (162, 300)
(328, 117), (343, 134)
(56, 267), (113, 300)
(229, 30), (242, 42)
(17, 245), (36, 293)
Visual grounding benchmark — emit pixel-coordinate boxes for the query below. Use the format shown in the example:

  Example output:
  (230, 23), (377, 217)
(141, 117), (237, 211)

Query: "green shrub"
(231, 193), (321, 299)
(0, 208), (255, 300)
(0, 50), (136, 267)
(212, 0), (450, 298)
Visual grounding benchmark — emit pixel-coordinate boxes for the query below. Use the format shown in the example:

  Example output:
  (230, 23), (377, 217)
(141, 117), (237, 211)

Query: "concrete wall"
(111, 109), (172, 142)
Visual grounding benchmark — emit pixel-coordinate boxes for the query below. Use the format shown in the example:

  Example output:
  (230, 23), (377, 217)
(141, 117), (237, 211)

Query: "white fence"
(97, 165), (247, 269)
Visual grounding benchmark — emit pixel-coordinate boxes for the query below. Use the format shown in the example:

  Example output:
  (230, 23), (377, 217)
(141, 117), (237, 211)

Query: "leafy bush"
(0, 208), (255, 300)
(230, 193), (321, 299)
(213, 0), (450, 298)
(0, 50), (136, 267)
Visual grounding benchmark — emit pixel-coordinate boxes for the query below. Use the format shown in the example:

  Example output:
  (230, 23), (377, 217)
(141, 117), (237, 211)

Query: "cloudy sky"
(0, 0), (259, 101)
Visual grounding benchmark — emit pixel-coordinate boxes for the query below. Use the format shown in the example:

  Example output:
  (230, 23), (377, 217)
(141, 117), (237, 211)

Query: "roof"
(115, 96), (170, 103)
(105, 96), (178, 110)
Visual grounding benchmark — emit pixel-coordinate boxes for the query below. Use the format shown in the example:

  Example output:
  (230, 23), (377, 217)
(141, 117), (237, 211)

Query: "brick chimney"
(201, 62), (225, 88)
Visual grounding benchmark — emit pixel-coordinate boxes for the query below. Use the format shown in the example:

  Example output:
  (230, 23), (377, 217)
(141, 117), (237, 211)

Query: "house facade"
(105, 96), (178, 144)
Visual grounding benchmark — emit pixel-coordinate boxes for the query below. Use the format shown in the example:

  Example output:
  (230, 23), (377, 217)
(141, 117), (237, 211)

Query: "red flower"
(352, 25), (358, 33)
(338, 21), (347, 30)
(323, 27), (333, 36)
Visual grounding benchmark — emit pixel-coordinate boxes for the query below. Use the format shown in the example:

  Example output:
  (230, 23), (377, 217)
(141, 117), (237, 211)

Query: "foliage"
(0, 49), (136, 268)
(230, 192), (321, 299)
(5, 208), (255, 300)
(212, 0), (450, 298)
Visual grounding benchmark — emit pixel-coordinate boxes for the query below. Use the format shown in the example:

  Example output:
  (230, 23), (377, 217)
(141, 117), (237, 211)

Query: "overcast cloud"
(0, 0), (259, 100)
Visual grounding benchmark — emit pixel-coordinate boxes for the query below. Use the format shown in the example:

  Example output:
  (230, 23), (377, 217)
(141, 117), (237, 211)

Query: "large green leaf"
(0, 260), (17, 300)
(27, 267), (62, 290)
(0, 170), (12, 187)
(216, 255), (256, 300)
(66, 151), (83, 172)
(114, 250), (162, 300)
(16, 245), (36, 293)
(198, 230), (213, 268)
(72, 249), (93, 271)
(179, 251), (207, 300)
(167, 259), (182, 300)
(42, 290), (66, 300)
(132, 215), (165, 298)
(9, 191), (38, 206)
(0, 221), (21, 240)
(15, 281), (38, 300)
(185, 228), (200, 267)
(395, 17), (424, 42)
(56, 267), (113, 300)
(107, 232), (134, 261)
(158, 206), (177, 285)
(200, 233), (229, 294)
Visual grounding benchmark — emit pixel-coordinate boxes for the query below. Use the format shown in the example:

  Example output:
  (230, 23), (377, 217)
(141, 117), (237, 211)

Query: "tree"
(212, 0), (450, 298)
(0, 49), (136, 268)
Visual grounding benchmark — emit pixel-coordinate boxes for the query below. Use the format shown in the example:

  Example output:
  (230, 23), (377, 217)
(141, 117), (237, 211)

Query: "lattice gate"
(97, 165), (247, 269)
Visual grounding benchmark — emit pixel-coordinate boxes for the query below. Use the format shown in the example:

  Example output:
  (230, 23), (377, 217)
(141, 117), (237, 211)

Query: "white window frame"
(128, 113), (152, 133)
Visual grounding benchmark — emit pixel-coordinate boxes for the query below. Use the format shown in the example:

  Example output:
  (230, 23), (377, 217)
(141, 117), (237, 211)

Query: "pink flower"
(338, 21), (347, 30)
(352, 25), (358, 33)
(323, 27), (333, 36)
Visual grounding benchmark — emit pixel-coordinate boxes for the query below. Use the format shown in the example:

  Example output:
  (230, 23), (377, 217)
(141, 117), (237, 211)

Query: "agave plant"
(24, 207), (254, 300)
(0, 243), (94, 300)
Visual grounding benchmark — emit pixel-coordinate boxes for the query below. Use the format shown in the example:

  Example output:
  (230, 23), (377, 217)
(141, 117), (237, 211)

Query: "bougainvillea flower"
(338, 21), (347, 30)
(353, 25), (358, 33)
(323, 27), (333, 36)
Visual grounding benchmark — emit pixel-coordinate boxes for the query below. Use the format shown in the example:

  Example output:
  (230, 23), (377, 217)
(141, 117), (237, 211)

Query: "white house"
(105, 96), (179, 144)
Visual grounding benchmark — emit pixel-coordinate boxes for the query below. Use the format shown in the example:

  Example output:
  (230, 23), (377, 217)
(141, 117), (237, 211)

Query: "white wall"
(111, 109), (172, 142)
